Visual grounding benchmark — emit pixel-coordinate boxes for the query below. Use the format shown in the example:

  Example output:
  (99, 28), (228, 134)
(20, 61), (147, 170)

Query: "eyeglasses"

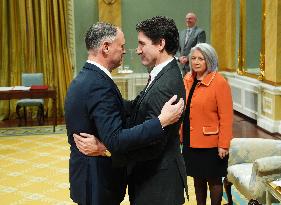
(191, 56), (205, 62)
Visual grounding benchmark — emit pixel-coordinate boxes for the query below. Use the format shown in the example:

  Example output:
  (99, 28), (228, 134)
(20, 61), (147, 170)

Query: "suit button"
(190, 127), (193, 130)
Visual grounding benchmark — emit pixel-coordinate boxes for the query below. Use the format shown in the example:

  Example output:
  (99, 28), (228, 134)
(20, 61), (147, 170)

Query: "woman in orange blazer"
(180, 43), (233, 205)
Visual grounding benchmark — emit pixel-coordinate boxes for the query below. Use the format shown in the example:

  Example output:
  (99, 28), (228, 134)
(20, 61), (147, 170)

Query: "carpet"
(0, 125), (66, 137)
(0, 131), (248, 204)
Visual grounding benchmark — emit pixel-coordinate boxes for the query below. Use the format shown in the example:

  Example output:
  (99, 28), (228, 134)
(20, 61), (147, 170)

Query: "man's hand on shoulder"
(158, 95), (184, 128)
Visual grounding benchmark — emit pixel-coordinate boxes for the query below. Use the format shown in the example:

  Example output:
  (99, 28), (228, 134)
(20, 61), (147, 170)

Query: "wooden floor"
(0, 111), (280, 140)
(232, 111), (281, 140)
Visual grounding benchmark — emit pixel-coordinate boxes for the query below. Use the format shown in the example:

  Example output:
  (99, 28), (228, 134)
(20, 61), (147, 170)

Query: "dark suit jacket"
(125, 59), (188, 205)
(65, 62), (166, 205)
(178, 26), (206, 75)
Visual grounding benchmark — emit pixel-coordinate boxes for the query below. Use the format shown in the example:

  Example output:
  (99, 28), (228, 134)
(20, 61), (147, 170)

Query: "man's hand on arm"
(158, 95), (184, 128)
(73, 133), (107, 156)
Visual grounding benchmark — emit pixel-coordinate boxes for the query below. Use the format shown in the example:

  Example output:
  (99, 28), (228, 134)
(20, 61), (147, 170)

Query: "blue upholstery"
(16, 73), (44, 125)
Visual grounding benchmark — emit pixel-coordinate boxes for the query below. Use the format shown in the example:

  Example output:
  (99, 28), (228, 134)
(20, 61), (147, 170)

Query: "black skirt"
(182, 146), (228, 177)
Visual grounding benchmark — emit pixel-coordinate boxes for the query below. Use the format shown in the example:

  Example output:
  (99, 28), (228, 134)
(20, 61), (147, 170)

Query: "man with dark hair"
(124, 16), (188, 205)
(65, 22), (184, 205)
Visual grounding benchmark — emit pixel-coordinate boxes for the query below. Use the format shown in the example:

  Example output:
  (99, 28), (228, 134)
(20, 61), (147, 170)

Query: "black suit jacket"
(125, 59), (188, 205)
(65, 62), (166, 205)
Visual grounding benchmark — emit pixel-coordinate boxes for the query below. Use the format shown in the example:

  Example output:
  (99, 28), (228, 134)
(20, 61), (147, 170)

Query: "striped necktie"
(145, 74), (152, 91)
(185, 28), (191, 44)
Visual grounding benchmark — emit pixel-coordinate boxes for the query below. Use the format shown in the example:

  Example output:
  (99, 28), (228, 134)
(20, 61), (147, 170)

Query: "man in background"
(65, 22), (184, 205)
(178, 12), (206, 76)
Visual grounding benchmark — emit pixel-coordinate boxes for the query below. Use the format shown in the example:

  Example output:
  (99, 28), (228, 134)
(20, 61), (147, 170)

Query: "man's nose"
(135, 47), (141, 54)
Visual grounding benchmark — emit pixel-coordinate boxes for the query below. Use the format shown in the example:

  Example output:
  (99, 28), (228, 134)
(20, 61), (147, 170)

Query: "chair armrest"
(249, 156), (281, 202)
(228, 138), (281, 166)
(254, 156), (281, 175)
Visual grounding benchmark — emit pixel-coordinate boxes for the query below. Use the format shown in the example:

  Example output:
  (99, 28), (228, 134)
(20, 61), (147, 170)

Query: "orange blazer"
(180, 71), (233, 149)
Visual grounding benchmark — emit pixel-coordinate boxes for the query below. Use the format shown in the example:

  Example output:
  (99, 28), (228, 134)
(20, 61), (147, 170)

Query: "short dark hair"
(136, 16), (179, 55)
(85, 22), (117, 51)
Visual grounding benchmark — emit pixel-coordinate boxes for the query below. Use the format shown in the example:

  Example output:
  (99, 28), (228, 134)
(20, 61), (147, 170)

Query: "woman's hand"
(218, 147), (229, 159)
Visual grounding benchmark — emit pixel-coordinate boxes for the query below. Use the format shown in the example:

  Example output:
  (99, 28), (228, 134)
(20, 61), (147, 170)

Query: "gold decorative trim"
(237, 0), (245, 75)
(238, 0), (266, 80)
(103, 0), (116, 5)
(220, 68), (236, 72)
(258, 0), (266, 81)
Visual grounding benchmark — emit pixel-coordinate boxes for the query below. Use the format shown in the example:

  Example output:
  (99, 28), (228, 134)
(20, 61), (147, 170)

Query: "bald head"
(185, 12), (197, 28)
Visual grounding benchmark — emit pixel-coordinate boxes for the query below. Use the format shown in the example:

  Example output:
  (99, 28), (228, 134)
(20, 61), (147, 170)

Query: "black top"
(183, 77), (200, 147)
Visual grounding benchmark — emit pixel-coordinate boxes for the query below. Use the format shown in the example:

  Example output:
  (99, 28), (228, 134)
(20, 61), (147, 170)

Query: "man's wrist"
(158, 114), (167, 128)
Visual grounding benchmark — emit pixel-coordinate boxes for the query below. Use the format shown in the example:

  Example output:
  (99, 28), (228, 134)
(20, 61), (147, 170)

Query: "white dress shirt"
(86, 60), (112, 79)
(146, 58), (174, 91)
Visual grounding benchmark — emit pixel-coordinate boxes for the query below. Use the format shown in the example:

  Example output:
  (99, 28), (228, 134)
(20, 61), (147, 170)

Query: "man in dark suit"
(65, 22), (184, 205)
(178, 12), (206, 76)
(124, 16), (188, 205)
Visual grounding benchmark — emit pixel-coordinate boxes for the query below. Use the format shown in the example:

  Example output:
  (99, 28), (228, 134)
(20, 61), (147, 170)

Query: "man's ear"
(159, 38), (166, 52)
(102, 41), (111, 54)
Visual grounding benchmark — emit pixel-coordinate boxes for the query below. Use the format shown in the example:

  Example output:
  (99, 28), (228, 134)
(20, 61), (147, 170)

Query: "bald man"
(178, 12), (206, 76)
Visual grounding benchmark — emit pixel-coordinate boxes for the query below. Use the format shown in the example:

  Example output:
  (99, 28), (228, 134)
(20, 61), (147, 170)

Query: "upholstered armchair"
(224, 138), (281, 205)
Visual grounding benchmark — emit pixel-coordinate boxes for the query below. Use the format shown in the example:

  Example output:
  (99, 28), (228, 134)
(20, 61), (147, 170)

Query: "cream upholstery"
(226, 138), (281, 204)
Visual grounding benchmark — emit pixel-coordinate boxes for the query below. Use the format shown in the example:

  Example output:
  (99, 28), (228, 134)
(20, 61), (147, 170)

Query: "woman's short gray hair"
(189, 43), (218, 73)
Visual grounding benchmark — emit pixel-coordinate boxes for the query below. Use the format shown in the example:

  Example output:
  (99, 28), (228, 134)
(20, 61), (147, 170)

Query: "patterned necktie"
(145, 74), (151, 91)
(185, 28), (191, 44)
(146, 74), (151, 86)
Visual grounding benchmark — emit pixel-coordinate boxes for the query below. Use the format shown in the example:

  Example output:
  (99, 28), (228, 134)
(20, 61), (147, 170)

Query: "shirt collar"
(86, 60), (112, 79)
(187, 26), (195, 32)
(150, 58), (173, 82)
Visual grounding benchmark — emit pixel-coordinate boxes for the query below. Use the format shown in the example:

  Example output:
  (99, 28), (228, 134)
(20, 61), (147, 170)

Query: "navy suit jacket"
(65, 62), (165, 205)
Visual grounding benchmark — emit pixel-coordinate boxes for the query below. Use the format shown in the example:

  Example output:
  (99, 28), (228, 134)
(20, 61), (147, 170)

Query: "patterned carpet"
(0, 126), (247, 204)
(0, 125), (66, 137)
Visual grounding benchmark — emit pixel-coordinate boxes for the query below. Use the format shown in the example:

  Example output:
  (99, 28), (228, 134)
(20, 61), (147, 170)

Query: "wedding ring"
(104, 149), (111, 157)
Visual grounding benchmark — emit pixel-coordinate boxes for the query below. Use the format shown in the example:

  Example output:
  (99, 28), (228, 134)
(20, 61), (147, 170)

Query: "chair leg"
(16, 105), (22, 126)
(223, 177), (233, 205)
(23, 107), (27, 126)
(37, 104), (44, 125)
(248, 199), (261, 205)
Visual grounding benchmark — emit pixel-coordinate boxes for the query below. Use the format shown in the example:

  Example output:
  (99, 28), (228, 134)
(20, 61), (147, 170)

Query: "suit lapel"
(181, 29), (188, 49)
(135, 59), (177, 110)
